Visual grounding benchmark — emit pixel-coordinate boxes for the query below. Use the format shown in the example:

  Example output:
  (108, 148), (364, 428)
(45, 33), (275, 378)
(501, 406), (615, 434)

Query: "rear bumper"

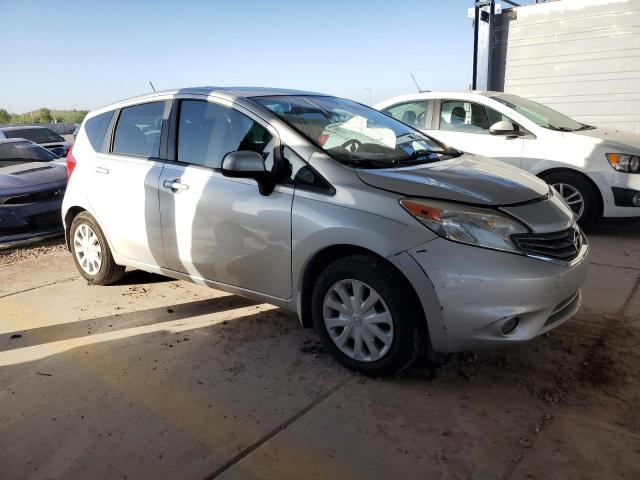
(392, 237), (590, 353)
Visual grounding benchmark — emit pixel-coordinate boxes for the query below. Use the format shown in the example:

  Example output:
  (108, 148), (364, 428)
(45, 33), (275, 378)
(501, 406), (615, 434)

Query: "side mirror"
(489, 120), (521, 136)
(221, 150), (275, 196)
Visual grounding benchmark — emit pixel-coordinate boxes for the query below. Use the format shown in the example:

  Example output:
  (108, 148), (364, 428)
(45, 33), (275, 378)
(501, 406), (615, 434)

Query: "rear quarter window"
(84, 111), (115, 152)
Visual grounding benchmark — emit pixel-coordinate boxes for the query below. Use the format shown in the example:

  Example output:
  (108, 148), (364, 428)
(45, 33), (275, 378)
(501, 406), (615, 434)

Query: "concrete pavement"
(0, 221), (639, 479)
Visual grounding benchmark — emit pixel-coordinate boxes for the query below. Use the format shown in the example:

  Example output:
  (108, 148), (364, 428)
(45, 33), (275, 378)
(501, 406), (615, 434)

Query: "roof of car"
(109, 86), (325, 104)
(373, 90), (507, 109)
(189, 86), (326, 97)
(0, 138), (37, 144)
(93, 86), (328, 114)
(1, 125), (54, 131)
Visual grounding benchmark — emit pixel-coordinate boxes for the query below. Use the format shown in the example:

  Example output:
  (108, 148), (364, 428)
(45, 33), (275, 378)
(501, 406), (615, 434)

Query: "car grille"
(512, 226), (583, 262)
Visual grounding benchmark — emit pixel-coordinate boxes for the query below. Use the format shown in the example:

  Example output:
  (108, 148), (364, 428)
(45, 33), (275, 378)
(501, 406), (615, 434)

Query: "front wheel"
(543, 172), (601, 227)
(311, 255), (424, 376)
(70, 212), (125, 285)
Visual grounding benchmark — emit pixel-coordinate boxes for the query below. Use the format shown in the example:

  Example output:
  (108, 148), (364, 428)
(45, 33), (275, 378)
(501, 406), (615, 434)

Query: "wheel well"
(537, 168), (603, 217)
(298, 245), (425, 330)
(64, 207), (86, 250)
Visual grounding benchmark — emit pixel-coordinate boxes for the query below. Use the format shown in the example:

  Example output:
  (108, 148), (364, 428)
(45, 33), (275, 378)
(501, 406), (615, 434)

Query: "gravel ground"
(0, 237), (66, 265)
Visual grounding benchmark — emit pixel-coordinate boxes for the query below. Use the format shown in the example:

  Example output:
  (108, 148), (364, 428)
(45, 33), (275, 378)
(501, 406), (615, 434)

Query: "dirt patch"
(425, 311), (640, 415)
(0, 237), (66, 265)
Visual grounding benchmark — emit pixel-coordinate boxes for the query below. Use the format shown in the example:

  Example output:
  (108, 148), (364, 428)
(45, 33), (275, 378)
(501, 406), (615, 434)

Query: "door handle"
(95, 166), (109, 174)
(163, 179), (189, 192)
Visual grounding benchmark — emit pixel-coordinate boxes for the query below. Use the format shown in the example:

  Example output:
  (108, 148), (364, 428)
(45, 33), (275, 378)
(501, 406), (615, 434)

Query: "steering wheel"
(341, 139), (362, 153)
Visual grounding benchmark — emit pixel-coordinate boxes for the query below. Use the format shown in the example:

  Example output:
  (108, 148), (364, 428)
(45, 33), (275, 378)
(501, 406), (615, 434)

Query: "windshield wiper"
(552, 125), (594, 132)
(341, 158), (394, 168)
(413, 148), (460, 159)
(392, 148), (461, 165)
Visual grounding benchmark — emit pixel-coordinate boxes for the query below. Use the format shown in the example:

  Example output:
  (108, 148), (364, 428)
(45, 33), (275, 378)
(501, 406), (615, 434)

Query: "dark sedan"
(0, 139), (67, 249)
(1, 126), (72, 157)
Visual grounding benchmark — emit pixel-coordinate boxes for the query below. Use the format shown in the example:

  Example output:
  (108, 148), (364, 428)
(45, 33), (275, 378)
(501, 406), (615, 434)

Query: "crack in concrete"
(0, 276), (79, 299)
(619, 274), (640, 317)
(202, 376), (354, 480)
(500, 411), (554, 480)
(590, 262), (640, 271)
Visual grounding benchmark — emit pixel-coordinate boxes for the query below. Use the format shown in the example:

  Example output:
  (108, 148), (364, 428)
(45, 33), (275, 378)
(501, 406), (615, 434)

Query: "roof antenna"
(410, 73), (429, 93)
(149, 81), (156, 92)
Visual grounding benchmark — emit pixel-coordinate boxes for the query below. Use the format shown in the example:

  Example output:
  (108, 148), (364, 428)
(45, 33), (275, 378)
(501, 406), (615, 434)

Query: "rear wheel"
(311, 254), (424, 376)
(543, 171), (600, 227)
(70, 212), (125, 285)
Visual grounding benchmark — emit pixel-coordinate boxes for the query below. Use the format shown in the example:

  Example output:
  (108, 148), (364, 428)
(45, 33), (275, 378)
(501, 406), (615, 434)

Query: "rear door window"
(177, 100), (274, 170)
(112, 102), (165, 157)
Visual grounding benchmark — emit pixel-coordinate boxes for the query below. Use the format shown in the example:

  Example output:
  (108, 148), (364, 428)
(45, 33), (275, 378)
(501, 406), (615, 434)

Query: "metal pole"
(472, 3), (480, 89)
(472, 0), (494, 91)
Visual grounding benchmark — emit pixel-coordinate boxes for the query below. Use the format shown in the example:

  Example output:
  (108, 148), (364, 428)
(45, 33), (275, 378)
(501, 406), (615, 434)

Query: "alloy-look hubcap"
(552, 183), (585, 220)
(322, 279), (394, 362)
(74, 223), (102, 275)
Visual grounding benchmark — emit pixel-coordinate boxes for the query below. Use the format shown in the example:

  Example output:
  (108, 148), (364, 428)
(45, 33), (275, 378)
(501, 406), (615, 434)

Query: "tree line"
(0, 108), (88, 125)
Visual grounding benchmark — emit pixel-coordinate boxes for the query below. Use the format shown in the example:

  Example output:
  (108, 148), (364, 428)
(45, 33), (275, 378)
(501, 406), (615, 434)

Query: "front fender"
(288, 194), (436, 317)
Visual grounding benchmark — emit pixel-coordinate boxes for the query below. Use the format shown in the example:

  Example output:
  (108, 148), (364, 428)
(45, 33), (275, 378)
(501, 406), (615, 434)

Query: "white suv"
(376, 91), (640, 225)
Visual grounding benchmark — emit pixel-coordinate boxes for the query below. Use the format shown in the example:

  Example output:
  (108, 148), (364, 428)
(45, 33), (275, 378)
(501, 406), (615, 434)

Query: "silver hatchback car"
(62, 87), (589, 376)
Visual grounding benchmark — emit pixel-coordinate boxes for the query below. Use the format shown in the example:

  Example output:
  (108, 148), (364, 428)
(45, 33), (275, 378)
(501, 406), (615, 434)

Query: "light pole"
(365, 87), (372, 105)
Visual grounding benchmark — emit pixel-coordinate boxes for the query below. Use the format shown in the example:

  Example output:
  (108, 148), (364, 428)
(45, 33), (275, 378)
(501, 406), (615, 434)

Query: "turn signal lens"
(606, 153), (640, 173)
(399, 200), (442, 222)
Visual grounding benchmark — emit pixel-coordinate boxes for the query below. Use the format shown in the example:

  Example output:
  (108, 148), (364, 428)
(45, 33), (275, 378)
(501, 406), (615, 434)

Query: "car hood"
(569, 127), (640, 151)
(355, 153), (549, 206)
(0, 162), (67, 193)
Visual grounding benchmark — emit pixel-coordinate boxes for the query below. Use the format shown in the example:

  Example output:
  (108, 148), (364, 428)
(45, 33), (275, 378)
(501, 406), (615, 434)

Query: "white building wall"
(492, 0), (640, 134)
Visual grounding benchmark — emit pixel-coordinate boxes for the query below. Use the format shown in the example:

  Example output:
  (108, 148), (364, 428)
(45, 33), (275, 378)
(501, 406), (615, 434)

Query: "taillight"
(66, 147), (76, 179)
(318, 134), (329, 146)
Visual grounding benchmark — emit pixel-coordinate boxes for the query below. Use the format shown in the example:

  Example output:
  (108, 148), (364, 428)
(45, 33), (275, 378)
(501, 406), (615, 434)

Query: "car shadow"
(111, 269), (173, 286)
(584, 217), (640, 237)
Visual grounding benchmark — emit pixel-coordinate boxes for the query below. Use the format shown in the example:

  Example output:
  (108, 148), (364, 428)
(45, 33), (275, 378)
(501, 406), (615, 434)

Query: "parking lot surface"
(1, 221), (639, 480)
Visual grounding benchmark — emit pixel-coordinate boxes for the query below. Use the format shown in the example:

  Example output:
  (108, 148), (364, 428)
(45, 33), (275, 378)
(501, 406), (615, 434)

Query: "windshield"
(493, 94), (587, 132)
(0, 141), (58, 167)
(252, 95), (455, 167)
(4, 127), (65, 143)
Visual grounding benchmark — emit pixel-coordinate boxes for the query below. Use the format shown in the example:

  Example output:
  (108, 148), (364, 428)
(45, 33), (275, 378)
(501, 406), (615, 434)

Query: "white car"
(376, 91), (640, 225)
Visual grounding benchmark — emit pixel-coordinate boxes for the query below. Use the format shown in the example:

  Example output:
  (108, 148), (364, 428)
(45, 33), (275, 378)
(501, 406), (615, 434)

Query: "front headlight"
(400, 198), (528, 253)
(606, 153), (640, 173)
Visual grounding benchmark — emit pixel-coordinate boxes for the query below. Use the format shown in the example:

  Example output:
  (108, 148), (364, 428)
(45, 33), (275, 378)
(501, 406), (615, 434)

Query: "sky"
(0, 0), (474, 113)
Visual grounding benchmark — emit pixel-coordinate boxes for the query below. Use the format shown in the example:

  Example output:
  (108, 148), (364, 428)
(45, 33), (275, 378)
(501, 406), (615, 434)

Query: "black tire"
(311, 254), (425, 376)
(70, 212), (125, 285)
(543, 171), (601, 227)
